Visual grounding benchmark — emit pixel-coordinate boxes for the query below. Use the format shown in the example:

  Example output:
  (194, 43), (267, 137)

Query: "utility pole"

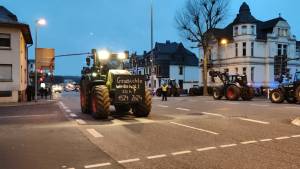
(150, 0), (155, 91)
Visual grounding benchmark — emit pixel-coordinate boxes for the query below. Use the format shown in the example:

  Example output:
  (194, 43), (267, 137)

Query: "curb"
(0, 100), (58, 107)
(291, 117), (300, 126)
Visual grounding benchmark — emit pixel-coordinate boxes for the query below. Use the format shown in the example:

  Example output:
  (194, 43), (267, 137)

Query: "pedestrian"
(161, 83), (168, 101)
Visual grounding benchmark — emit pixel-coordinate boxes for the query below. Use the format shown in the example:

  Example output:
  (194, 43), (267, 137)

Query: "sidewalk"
(0, 99), (57, 107)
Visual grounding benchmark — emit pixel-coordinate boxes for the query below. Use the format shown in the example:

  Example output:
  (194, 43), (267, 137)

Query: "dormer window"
(242, 25), (247, 35)
(234, 26), (239, 36)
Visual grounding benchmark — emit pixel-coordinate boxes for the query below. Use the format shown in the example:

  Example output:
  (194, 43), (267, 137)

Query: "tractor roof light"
(117, 52), (126, 60)
(97, 49), (110, 60)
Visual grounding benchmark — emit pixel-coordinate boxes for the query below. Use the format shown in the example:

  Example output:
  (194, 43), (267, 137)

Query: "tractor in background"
(209, 71), (255, 101)
(156, 79), (180, 97)
(80, 49), (152, 119)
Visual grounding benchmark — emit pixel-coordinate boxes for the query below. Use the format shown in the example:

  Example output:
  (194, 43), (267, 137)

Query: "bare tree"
(176, 0), (229, 96)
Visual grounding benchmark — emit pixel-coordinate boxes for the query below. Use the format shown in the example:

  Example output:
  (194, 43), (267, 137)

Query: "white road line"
(157, 105), (169, 108)
(65, 109), (71, 113)
(240, 140), (257, 144)
(260, 139), (273, 142)
(118, 158), (140, 164)
(285, 106), (300, 109)
(86, 129), (103, 138)
(291, 134), (300, 138)
(0, 114), (56, 119)
(84, 162), (111, 168)
(76, 119), (87, 125)
(275, 136), (290, 140)
(69, 113), (77, 117)
(147, 154), (167, 159)
(175, 108), (190, 111)
(237, 117), (270, 125)
(202, 112), (225, 118)
(196, 146), (217, 152)
(219, 144), (237, 148)
(171, 150), (191, 156)
(170, 122), (219, 135)
(134, 118), (155, 124)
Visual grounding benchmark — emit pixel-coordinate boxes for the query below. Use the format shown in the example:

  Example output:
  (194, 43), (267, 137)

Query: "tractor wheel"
(286, 97), (296, 104)
(80, 89), (89, 114)
(295, 86), (300, 103)
(156, 88), (162, 97)
(132, 89), (152, 117)
(241, 87), (255, 101)
(115, 104), (131, 114)
(225, 85), (241, 101)
(270, 89), (284, 103)
(91, 85), (110, 119)
(212, 87), (223, 100)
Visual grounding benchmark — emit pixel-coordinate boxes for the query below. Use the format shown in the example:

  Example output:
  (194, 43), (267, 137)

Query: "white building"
(0, 6), (33, 102)
(201, 2), (300, 88)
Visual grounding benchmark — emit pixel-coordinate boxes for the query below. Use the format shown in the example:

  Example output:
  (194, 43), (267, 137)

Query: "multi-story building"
(128, 41), (199, 90)
(0, 6), (33, 102)
(202, 2), (300, 88)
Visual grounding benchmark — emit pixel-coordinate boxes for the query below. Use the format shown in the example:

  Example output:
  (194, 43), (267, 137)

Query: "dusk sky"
(2, 0), (300, 76)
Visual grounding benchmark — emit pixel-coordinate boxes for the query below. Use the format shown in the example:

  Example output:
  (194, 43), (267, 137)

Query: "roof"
(0, 6), (32, 44)
(211, 2), (290, 42)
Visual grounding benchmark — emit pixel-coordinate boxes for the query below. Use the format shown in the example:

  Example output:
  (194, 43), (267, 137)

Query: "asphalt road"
(0, 92), (300, 169)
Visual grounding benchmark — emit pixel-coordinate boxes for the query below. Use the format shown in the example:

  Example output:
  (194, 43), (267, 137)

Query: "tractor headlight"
(97, 50), (110, 60)
(117, 52), (126, 60)
(92, 72), (97, 77)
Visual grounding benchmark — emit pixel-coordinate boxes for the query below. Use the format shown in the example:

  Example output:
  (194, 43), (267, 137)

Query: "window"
(234, 26), (238, 36)
(243, 42), (246, 56)
(243, 67), (247, 75)
(235, 43), (238, 56)
(242, 25), (247, 34)
(251, 25), (255, 34)
(251, 42), (254, 56)
(278, 44), (282, 55)
(0, 64), (12, 81)
(235, 67), (238, 74)
(179, 66), (183, 75)
(251, 67), (255, 82)
(283, 45), (287, 56)
(0, 33), (11, 49)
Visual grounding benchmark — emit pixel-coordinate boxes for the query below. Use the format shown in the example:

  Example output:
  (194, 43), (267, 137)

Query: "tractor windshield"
(106, 59), (123, 69)
(295, 72), (300, 81)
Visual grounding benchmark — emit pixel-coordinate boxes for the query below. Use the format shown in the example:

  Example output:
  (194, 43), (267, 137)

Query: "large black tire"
(156, 88), (162, 97)
(115, 104), (131, 114)
(225, 85), (241, 101)
(286, 97), (296, 104)
(270, 89), (284, 103)
(241, 87), (255, 101)
(91, 85), (110, 119)
(295, 86), (300, 103)
(80, 89), (89, 114)
(132, 89), (152, 117)
(212, 87), (223, 100)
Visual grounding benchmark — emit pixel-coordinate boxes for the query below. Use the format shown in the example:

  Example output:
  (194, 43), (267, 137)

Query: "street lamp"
(34, 18), (47, 102)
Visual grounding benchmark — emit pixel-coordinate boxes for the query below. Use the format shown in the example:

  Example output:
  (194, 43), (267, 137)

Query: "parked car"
(52, 84), (63, 93)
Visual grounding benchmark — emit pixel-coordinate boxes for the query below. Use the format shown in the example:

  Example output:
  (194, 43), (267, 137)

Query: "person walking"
(161, 83), (168, 101)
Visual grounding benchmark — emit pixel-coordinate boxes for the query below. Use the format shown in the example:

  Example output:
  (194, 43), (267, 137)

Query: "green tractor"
(80, 49), (152, 119)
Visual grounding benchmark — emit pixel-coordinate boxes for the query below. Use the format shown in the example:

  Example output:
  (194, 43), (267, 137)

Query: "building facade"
(201, 2), (300, 88)
(128, 41), (199, 90)
(0, 6), (33, 102)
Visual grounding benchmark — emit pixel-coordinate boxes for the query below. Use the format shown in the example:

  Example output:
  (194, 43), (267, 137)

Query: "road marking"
(76, 119), (87, 125)
(249, 104), (269, 107)
(170, 122), (219, 135)
(0, 114), (56, 119)
(84, 162), (111, 168)
(86, 129), (103, 138)
(157, 105), (169, 108)
(237, 117), (270, 125)
(134, 118), (155, 124)
(69, 113), (77, 117)
(118, 158), (140, 164)
(175, 108), (190, 111)
(240, 140), (257, 144)
(291, 134), (300, 138)
(147, 154), (167, 159)
(171, 150), (191, 156)
(219, 144), (237, 148)
(285, 106), (300, 109)
(275, 136), (290, 140)
(222, 101), (240, 105)
(260, 139), (273, 142)
(196, 146), (217, 152)
(202, 112), (225, 118)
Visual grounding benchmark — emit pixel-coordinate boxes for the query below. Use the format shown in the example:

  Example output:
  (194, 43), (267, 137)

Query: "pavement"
(0, 91), (300, 169)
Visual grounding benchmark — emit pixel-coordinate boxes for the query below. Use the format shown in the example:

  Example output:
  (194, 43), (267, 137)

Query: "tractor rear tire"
(91, 85), (110, 119)
(212, 87), (223, 100)
(225, 85), (241, 101)
(115, 104), (131, 114)
(295, 86), (300, 103)
(270, 89), (284, 103)
(80, 89), (89, 114)
(132, 89), (152, 117)
(241, 87), (255, 101)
